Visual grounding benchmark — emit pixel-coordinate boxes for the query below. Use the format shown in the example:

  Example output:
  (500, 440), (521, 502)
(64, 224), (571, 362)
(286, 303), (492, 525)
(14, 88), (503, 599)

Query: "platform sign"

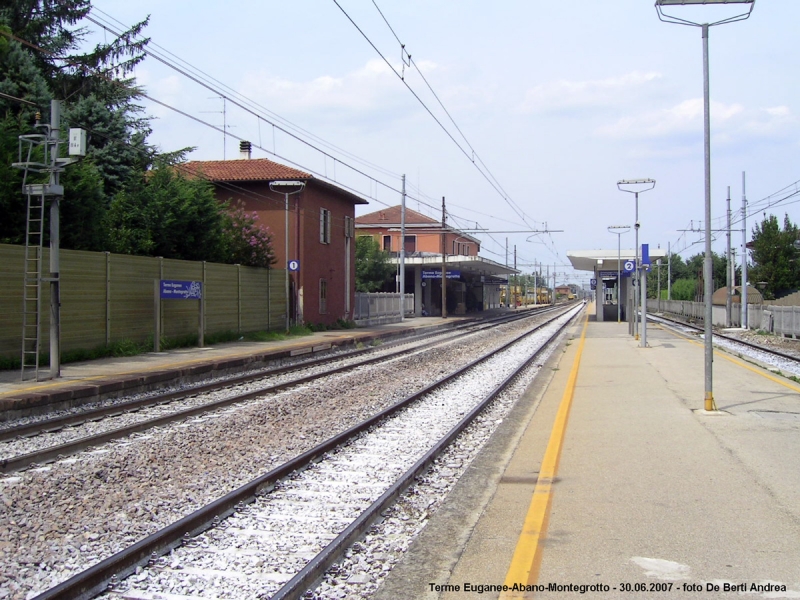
(288, 259), (300, 272)
(422, 269), (461, 279)
(623, 260), (636, 273)
(599, 270), (620, 279)
(590, 278), (597, 290)
(641, 244), (650, 267)
(155, 280), (205, 353)
(160, 280), (202, 300)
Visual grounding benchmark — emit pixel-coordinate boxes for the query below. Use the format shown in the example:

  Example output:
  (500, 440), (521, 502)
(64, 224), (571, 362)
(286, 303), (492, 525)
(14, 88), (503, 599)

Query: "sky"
(83, 0), (800, 287)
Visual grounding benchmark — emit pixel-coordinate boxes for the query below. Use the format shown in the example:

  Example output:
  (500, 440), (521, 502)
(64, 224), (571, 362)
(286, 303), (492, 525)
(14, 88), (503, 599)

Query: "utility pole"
(668, 241), (672, 301)
(441, 196), (447, 318)
(513, 245), (517, 309)
(400, 175), (406, 321)
(741, 172), (748, 329)
(505, 237), (509, 308)
(726, 186), (732, 327)
(13, 100), (83, 380)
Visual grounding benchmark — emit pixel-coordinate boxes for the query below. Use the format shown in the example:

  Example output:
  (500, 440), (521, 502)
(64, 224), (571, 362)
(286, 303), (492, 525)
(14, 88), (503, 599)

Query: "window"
(319, 278), (328, 314)
(344, 216), (355, 238)
(452, 241), (471, 256)
(383, 235), (392, 251)
(320, 208), (331, 244)
(403, 235), (416, 253)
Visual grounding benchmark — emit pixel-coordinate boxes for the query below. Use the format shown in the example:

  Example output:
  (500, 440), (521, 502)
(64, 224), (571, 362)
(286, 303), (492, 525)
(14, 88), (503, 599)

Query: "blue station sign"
(160, 280), (203, 300)
(422, 270), (461, 279)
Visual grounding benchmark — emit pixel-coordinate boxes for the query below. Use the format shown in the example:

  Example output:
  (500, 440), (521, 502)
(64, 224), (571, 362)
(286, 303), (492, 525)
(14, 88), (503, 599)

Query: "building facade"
(355, 206), (481, 257)
(356, 205), (515, 315)
(184, 151), (368, 326)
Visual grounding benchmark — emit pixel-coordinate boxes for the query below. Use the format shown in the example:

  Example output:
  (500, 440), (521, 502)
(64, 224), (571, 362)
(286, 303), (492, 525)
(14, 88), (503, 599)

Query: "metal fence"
(0, 244), (287, 360)
(649, 298), (800, 336)
(353, 293), (414, 321)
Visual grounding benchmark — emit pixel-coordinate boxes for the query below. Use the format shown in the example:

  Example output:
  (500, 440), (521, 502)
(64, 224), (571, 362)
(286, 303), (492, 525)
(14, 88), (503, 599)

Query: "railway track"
(649, 313), (800, 372)
(30, 304), (583, 600)
(0, 307), (561, 473)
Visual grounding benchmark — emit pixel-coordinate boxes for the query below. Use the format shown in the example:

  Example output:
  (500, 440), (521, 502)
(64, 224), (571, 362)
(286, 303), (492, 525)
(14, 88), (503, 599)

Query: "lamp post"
(608, 226), (631, 323)
(269, 180), (306, 331)
(617, 179), (655, 345)
(656, 0), (755, 412)
(656, 259), (662, 312)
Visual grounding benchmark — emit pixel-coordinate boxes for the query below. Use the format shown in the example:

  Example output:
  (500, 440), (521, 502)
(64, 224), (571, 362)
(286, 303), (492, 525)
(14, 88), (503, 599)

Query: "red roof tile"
(181, 158), (312, 182)
(356, 206), (439, 225)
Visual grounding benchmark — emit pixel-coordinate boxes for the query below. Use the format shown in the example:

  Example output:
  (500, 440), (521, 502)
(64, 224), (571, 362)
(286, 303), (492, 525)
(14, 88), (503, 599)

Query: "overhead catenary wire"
(89, 7), (404, 184)
(333, 0), (539, 230)
(369, 0), (536, 229)
(667, 177), (800, 257)
(2, 20), (541, 262)
(83, 10), (532, 244)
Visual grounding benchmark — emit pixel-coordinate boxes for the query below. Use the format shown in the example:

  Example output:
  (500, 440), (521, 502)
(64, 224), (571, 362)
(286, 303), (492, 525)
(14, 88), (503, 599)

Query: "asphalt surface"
(375, 310), (800, 599)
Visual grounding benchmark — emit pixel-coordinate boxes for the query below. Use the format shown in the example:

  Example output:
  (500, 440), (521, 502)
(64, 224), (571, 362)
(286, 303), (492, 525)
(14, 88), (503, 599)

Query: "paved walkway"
(0, 314), (476, 417)
(376, 309), (800, 599)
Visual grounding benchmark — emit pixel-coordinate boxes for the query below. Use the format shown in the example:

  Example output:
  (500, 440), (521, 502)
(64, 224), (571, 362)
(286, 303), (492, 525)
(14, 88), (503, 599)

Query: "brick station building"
(184, 147), (368, 327)
(356, 206), (516, 315)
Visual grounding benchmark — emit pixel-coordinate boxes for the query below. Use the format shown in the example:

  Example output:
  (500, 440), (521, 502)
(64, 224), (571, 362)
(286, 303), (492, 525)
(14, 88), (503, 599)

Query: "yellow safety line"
(500, 312), (589, 598)
(658, 324), (800, 394)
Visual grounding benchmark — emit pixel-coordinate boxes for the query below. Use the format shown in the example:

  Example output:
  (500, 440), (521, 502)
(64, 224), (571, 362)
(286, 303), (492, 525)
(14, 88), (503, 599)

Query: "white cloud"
(596, 100), (796, 145)
(136, 68), (184, 119)
(238, 58), (424, 115)
(518, 71), (663, 114)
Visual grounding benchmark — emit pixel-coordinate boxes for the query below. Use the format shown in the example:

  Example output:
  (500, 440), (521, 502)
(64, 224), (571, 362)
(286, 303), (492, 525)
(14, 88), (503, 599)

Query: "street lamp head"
(655, 0), (754, 27)
(269, 180), (306, 194)
(617, 179), (656, 193)
(656, 0), (752, 4)
(608, 225), (632, 234)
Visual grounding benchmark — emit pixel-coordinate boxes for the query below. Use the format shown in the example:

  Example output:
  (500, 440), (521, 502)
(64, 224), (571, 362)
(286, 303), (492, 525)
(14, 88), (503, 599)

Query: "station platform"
(375, 307), (800, 599)
(0, 313), (479, 419)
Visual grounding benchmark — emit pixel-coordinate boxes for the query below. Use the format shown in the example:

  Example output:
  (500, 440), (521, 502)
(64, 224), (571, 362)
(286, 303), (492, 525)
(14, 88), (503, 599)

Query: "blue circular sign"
(288, 260), (300, 272)
(624, 260), (635, 272)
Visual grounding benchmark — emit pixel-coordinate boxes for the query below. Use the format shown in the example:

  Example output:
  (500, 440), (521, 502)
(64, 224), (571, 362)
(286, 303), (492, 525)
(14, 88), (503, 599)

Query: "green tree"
(0, 117), (26, 244)
(60, 158), (106, 250)
(105, 167), (228, 262)
(0, 1), (154, 249)
(653, 252), (728, 300)
(355, 235), (394, 292)
(748, 214), (800, 300)
(670, 278), (698, 301)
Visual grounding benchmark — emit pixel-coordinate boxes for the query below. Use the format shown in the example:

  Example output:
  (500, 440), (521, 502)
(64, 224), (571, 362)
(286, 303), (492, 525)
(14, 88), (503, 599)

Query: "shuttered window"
(320, 208), (331, 244)
(344, 216), (355, 238)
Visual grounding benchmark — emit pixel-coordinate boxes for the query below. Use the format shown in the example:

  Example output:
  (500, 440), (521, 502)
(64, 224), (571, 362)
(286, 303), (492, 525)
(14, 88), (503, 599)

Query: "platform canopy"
(392, 253), (518, 277)
(567, 249), (668, 272)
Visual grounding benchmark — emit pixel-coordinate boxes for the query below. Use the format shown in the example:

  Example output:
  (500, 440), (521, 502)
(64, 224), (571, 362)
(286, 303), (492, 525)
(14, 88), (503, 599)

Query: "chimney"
(239, 140), (252, 160)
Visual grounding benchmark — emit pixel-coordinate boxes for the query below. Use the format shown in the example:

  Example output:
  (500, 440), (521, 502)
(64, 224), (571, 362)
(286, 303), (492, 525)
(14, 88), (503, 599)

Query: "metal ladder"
(21, 192), (45, 381)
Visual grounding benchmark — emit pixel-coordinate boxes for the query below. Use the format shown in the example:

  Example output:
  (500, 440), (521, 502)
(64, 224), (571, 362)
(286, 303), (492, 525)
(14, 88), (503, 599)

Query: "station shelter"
(567, 249), (667, 322)
(397, 254), (517, 316)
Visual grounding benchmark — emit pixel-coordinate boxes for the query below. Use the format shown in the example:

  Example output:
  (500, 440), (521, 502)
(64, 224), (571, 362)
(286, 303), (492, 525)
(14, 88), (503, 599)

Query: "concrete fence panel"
(0, 243), (286, 362)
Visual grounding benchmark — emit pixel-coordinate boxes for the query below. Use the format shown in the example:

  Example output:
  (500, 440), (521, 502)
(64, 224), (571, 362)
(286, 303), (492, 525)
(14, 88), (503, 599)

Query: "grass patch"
(0, 324), (325, 371)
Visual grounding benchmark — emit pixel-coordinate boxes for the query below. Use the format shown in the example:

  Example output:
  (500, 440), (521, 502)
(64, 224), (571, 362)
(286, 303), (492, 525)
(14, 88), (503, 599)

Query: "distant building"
(555, 285), (571, 298)
(355, 205), (481, 256)
(356, 205), (516, 315)
(184, 144), (368, 326)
